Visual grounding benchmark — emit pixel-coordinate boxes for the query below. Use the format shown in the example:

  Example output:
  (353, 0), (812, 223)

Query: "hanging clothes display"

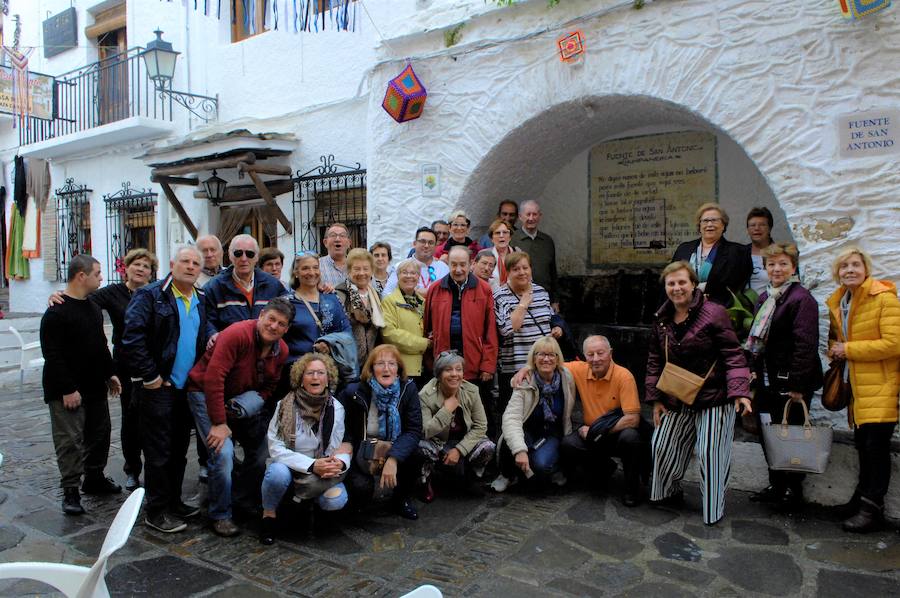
(6, 208), (28, 279)
(21, 158), (49, 259)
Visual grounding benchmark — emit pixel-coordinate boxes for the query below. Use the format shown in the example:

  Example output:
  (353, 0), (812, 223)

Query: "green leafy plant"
(444, 24), (465, 47)
(727, 287), (759, 340)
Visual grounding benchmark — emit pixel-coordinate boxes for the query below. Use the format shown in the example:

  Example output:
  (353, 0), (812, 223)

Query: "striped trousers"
(650, 403), (736, 525)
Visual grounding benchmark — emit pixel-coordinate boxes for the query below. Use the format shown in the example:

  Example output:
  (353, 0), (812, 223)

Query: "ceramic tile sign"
(838, 109), (899, 158)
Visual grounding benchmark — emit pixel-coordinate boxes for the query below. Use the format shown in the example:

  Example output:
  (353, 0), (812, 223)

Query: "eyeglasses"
(450, 222), (468, 229)
(493, 230), (511, 236)
(535, 352), (558, 360)
(232, 250), (256, 259)
(303, 369), (328, 377)
(416, 238), (436, 246)
(326, 232), (350, 239)
(373, 361), (399, 369)
(700, 218), (723, 225)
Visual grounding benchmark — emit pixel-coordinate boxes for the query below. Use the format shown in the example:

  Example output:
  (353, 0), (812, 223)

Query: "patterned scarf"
(368, 377), (402, 442)
(534, 370), (561, 424)
(743, 280), (794, 355)
(401, 290), (425, 320)
(277, 387), (330, 456)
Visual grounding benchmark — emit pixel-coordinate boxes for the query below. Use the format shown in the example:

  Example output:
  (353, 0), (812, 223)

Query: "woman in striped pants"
(644, 261), (752, 525)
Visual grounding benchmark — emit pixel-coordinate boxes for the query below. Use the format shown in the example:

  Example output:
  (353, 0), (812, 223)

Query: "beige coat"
(418, 378), (488, 457)
(501, 367), (575, 455)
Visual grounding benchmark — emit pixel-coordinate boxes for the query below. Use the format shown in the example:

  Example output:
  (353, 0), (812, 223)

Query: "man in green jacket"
(512, 200), (559, 309)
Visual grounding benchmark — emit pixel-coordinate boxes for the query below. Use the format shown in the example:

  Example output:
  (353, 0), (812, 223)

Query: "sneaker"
(170, 501), (200, 519)
(81, 475), (122, 495)
(551, 471), (568, 487)
(62, 487), (84, 516)
(198, 466), (209, 484)
(125, 474), (141, 492)
(260, 517), (277, 546)
(145, 512), (188, 533)
(473, 465), (486, 479)
(394, 499), (418, 521)
(490, 474), (516, 493)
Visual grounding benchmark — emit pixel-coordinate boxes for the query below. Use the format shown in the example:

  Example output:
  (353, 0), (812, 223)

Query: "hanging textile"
(0, 185), (7, 283)
(6, 48), (34, 128)
(217, 206), (253, 250)
(13, 156), (25, 217)
(25, 158), (50, 211)
(6, 208), (29, 280)
(21, 196), (39, 258)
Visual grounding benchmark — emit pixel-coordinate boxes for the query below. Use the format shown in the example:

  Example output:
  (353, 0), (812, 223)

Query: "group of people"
(39, 199), (897, 550)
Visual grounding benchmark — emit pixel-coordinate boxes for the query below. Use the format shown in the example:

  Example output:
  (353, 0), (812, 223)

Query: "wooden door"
(97, 28), (128, 125)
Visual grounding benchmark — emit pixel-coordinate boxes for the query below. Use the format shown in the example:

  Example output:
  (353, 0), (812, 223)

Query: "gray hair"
(197, 234), (223, 252)
(433, 350), (465, 380)
(583, 335), (612, 353)
(396, 258), (421, 275)
(230, 234), (259, 254)
(174, 244), (202, 262)
(520, 199), (541, 213)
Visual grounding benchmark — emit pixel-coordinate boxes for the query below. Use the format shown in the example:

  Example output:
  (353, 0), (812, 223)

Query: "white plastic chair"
(8, 326), (44, 399)
(399, 585), (442, 598)
(0, 487), (144, 598)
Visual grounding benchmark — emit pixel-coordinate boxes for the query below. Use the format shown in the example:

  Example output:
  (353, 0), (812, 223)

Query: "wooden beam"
(237, 161), (293, 176)
(193, 178), (294, 202)
(247, 170), (293, 235)
(150, 152), (256, 178)
(158, 180), (199, 240)
(151, 175), (200, 186)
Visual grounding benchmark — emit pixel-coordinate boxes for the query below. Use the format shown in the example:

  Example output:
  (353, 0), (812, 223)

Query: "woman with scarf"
(671, 203), (752, 306)
(346, 344), (423, 519)
(382, 258), (432, 389)
(259, 353), (351, 545)
(492, 336), (575, 492)
(744, 243), (822, 510)
(487, 219), (521, 290)
(335, 248), (385, 368)
(418, 351), (495, 501)
(826, 247), (900, 533)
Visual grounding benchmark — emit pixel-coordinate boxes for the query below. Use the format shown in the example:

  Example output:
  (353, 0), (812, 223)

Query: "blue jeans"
(261, 462), (348, 511)
(529, 436), (561, 478)
(188, 391), (269, 520)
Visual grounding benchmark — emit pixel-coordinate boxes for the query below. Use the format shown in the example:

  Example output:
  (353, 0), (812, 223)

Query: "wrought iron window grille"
(292, 155), (367, 256)
(104, 182), (158, 283)
(54, 178), (93, 282)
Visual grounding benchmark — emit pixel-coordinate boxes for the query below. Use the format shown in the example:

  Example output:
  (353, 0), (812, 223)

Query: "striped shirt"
(493, 283), (555, 373)
(319, 254), (348, 287)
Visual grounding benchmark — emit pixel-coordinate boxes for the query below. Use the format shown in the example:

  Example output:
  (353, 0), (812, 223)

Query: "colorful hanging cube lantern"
(838, 0), (891, 18)
(557, 30), (585, 63)
(382, 64), (428, 123)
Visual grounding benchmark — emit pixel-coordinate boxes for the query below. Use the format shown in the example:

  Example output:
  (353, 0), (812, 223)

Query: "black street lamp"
(203, 170), (228, 205)
(141, 30), (219, 123)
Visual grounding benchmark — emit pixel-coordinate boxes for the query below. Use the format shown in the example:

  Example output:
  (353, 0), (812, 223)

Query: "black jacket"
(671, 237), (752, 307)
(121, 274), (208, 385)
(344, 379), (422, 464)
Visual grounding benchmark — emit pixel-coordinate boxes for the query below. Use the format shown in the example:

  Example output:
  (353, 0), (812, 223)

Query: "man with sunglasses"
(479, 200), (519, 249)
(424, 246), (499, 436)
(203, 234), (288, 345)
(384, 226), (449, 296)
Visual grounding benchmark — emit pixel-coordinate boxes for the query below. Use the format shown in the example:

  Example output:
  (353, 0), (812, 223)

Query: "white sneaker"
(473, 466), (486, 479)
(551, 471), (568, 487)
(491, 474), (516, 493)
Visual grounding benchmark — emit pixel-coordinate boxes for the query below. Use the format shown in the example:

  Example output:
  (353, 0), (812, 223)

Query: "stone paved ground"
(1, 381), (898, 597)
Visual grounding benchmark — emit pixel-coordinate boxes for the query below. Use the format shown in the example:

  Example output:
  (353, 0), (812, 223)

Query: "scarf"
(401, 290), (425, 320)
(368, 377), (402, 442)
(347, 281), (385, 327)
(743, 280), (794, 355)
(692, 242), (718, 285)
(534, 370), (561, 424)
(277, 388), (331, 456)
(840, 289), (852, 383)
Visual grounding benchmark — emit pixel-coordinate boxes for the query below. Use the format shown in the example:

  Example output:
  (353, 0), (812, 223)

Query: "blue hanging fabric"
(272, 0), (278, 30)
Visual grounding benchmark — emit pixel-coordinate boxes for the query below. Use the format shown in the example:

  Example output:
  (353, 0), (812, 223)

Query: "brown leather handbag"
(655, 338), (716, 406)
(821, 361), (851, 412)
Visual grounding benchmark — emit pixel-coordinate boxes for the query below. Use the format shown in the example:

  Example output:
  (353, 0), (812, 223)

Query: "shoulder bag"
(655, 337), (715, 405)
(821, 360), (851, 412)
(761, 399), (833, 474)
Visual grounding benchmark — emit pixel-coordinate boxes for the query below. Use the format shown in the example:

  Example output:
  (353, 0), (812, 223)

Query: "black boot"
(62, 487), (84, 516)
(779, 486), (805, 511)
(81, 474), (122, 495)
(259, 517), (277, 545)
(842, 497), (883, 533)
(750, 485), (786, 503)
(834, 491), (861, 519)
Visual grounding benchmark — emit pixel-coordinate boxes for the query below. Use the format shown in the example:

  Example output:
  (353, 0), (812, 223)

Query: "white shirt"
(266, 399), (350, 474)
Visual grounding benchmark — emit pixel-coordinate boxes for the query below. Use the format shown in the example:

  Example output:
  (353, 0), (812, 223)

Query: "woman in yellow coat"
(382, 259), (432, 389)
(826, 246), (900, 533)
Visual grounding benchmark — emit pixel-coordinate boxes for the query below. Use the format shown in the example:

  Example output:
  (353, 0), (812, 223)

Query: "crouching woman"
(259, 353), (351, 545)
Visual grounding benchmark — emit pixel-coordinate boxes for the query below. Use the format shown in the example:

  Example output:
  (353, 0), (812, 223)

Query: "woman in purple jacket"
(745, 244), (823, 509)
(645, 261), (752, 525)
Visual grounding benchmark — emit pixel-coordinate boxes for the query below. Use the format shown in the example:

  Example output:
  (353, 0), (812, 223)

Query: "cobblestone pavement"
(1, 381), (898, 597)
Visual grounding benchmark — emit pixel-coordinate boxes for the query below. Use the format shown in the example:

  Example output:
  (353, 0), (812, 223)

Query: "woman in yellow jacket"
(382, 259), (432, 389)
(826, 246), (900, 533)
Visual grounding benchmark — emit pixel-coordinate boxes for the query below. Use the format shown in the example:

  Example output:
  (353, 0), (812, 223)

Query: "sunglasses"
(232, 250), (256, 259)
(428, 265), (436, 282)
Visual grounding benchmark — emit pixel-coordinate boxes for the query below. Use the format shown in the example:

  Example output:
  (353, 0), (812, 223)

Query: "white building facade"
(0, 0), (897, 317)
